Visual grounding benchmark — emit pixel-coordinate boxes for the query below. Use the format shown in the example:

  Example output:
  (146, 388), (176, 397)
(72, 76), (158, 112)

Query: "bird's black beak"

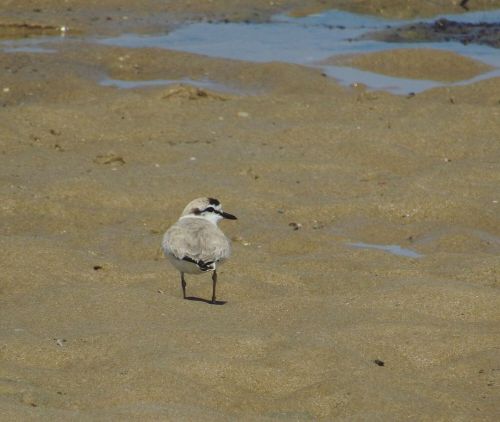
(221, 211), (237, 220)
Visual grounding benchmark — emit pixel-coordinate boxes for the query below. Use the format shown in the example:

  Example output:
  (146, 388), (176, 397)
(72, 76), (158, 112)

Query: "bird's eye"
(205, 207), (214, 213)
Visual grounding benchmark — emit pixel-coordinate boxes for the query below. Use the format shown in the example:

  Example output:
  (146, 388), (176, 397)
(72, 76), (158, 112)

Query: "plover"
(162, 197), (237, 303)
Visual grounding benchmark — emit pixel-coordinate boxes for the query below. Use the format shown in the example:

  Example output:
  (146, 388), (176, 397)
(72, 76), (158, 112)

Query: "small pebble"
(237, 111), (249, 118)
(54, 338), (67, 347)
(373, 359), (385, 366)
(312, 220), (324, 230)
(94, 154), (125, 165)
(289, 222), (302, 231)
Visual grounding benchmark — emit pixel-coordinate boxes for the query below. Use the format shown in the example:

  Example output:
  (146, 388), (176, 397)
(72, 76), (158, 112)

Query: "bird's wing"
(162, 219), (230, 264)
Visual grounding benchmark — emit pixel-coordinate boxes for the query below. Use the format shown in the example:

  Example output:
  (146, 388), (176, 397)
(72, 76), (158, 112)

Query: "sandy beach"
(1, 1), (499, 420)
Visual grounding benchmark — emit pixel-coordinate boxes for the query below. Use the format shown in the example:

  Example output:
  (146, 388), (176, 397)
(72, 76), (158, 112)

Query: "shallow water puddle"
(0, 36), (57, 53)
(3, 45), (56, 53)
(100, 77), (244, 94)
(348, 242), (423, 258)
(98, 9), (500, 94)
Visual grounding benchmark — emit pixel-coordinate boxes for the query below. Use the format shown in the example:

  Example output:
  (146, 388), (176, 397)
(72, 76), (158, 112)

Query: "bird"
(162, 197), (237, 303)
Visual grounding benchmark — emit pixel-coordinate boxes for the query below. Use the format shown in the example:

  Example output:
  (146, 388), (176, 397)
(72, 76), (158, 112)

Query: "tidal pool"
(2, 9), (499, 94)
(98, 9), (500, 94)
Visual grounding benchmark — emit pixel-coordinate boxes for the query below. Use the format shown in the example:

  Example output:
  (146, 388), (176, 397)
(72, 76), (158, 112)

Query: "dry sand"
(1, 0), (500, 420)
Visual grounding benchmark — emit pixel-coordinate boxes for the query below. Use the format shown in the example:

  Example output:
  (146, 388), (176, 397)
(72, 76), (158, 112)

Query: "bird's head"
(181, 197), (237, 225)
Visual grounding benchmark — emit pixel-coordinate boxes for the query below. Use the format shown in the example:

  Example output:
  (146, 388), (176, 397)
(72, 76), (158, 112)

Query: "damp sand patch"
(327, 48), (494, 82)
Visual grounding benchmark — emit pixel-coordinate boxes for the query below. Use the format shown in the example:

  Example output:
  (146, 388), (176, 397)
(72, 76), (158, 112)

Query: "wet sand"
(328, 49), (493, 82)
(1, 1), (500, 420)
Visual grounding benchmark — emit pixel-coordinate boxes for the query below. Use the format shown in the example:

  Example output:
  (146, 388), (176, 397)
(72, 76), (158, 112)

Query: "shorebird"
(162, 197), (237, 303)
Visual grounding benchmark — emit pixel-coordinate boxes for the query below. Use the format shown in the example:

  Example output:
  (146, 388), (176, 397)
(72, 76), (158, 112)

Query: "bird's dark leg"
(181, 272), (187, 299)
(211, 270), (217, 304)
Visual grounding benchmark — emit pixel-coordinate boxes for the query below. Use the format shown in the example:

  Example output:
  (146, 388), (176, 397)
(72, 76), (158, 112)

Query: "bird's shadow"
(185, 296), (227, 306)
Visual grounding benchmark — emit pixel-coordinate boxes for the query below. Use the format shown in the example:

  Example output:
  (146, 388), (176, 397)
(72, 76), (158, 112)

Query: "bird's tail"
(182, 256), (216, 272)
